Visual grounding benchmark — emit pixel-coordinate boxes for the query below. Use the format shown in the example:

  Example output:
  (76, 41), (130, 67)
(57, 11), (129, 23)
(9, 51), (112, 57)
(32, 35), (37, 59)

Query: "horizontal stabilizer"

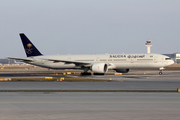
(8, 57), (33, 62)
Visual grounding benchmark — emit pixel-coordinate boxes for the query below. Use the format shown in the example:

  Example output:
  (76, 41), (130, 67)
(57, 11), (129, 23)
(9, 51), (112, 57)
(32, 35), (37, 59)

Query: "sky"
(0, 0), (180, 58)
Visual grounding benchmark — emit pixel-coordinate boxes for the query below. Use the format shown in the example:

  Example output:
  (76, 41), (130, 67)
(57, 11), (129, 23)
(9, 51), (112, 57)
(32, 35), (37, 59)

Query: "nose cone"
(169, 60), (174, 65)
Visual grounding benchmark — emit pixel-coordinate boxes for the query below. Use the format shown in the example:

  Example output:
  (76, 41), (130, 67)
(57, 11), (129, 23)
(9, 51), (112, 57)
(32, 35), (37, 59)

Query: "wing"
(47, 59), (112, 67)
(47, 59), (92, 66)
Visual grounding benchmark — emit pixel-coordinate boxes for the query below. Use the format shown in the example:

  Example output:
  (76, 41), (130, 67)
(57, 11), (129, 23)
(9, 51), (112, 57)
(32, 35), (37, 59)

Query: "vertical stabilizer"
(20, 33), (42, 57)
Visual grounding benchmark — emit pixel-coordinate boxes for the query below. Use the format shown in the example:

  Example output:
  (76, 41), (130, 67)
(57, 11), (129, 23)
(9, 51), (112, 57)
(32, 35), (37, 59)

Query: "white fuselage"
(24, 53), (174, 70)
(13, 33), (174, 74)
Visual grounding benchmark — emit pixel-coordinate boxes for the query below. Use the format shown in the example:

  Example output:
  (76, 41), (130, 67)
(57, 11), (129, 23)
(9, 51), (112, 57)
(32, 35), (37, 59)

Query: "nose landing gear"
(159, 71), (162, 75)
(159, 67), (164, 75)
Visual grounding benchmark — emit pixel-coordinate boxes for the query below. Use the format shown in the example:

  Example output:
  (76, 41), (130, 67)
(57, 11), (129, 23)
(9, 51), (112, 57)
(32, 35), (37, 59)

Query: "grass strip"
(11, 77), (108, 82)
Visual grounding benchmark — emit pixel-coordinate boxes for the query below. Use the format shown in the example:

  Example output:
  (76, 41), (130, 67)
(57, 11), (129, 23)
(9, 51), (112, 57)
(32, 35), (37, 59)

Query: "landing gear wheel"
(94, 73), (104, 75)
(159, 72), (162, 75)
(80, 72), (91, 76)
(159, 67), (164, 75)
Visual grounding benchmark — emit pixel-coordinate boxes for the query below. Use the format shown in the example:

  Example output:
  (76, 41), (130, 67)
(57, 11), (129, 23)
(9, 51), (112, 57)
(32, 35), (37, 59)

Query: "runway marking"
(0, 102), (180, 104)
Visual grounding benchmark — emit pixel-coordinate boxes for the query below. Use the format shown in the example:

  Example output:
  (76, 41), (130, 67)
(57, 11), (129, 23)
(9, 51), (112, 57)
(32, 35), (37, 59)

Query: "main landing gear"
(80, 72), (104, 75)
(80, 72), (91, 76)
(93, 73), (104, 75)
(81, 68), (91, 75)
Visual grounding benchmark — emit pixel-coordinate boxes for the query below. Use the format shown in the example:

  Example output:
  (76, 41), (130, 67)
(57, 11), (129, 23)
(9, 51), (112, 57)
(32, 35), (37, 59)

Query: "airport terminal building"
(164, 53), (180, 63)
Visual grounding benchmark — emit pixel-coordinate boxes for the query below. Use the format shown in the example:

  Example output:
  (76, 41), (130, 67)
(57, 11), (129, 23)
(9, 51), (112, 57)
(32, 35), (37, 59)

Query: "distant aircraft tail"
(20, 33), (43, 57)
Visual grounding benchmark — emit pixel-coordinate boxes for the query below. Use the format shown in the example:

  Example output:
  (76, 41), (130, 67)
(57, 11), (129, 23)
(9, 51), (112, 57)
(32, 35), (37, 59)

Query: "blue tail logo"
(20, 33), (43, 57)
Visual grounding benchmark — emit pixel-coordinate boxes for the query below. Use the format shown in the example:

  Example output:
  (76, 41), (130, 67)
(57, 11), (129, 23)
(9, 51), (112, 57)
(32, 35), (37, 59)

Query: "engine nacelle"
(114, 69), (130, 73)
(91, 63), (108, 74)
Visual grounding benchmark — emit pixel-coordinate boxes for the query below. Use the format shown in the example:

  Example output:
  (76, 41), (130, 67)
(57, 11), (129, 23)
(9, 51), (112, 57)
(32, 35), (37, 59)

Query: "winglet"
(20, 33), (43, 57)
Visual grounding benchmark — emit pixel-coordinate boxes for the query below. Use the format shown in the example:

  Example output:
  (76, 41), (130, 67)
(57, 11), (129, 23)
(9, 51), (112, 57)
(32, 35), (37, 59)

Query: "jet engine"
(91, 63), (108, 74)
(114, 69), (130, 73)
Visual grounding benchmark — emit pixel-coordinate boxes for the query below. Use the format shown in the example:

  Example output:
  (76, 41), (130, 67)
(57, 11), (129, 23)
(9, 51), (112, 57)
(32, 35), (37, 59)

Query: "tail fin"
(20, 33), (43, 57)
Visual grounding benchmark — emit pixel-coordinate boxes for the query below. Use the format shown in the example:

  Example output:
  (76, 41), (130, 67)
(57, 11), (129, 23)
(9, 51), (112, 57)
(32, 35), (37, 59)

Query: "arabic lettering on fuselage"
(109, 55), (145, 58)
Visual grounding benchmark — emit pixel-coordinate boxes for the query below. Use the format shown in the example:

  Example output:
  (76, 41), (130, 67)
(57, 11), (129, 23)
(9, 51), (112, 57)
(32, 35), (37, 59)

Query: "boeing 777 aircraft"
(9, 33), (174, 75)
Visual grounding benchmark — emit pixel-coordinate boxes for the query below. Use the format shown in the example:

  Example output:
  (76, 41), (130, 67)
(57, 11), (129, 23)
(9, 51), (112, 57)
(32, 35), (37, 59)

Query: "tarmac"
(0, 80), (180, 91)
(0, 92), (180, 120)
(0, 68), (180, 119)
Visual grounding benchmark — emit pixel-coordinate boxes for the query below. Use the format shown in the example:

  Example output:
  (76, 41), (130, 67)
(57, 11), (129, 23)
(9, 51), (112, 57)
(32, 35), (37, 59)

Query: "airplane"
(9, 33), (174, 75)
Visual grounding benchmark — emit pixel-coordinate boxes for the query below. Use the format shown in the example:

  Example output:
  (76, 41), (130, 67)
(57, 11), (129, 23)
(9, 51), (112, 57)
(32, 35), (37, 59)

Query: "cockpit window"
(165, 58), (171, 60)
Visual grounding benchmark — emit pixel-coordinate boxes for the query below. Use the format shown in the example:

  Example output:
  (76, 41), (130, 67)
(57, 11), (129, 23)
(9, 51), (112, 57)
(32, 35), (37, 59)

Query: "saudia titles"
(109, 55), (145, 59)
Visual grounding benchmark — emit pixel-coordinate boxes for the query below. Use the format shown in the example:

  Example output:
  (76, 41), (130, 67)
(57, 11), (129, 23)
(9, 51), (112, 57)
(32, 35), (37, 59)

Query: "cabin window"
(114, 59), (126, 61)
(100, 59), (106, 61)
(137, 59), (153, 61)
(75, 60), (94, 61)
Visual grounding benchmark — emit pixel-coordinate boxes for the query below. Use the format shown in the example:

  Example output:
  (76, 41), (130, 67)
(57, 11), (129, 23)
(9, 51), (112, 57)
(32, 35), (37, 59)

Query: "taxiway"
(0, 92), (180, 120)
